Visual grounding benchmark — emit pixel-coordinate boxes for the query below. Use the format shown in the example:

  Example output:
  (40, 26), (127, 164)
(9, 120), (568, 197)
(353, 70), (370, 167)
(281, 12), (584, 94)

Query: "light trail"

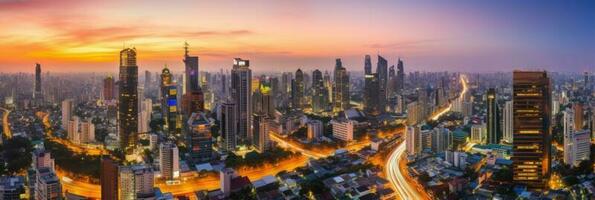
(387, 74), (468, 200)
(1, 107), (12, 138)
(269, 132), (327, 159)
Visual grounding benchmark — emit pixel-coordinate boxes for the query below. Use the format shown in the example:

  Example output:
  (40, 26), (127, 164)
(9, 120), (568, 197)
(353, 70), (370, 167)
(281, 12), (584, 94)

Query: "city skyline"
(0, 0), (594, 73)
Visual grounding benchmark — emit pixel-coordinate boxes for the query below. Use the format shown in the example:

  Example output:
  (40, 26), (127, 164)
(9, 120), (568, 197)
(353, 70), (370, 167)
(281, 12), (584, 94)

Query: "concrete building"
(470, 124), (487, 144)
(502, 100), (513, 144)
(307, 120), (323, 141)
(119, 164), (154, 200)
(406, 125), (421, 156)
(564, 129), (591, 167)
(36, 167), (62, 200)
(61, 99), (73, 130)
(159, 142), (180, 181)
(330, 119), (354, 142)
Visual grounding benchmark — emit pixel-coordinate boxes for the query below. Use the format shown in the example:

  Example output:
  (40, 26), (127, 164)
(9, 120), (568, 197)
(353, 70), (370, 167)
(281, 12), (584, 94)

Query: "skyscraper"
(486, 88), (500, 144)
(364, 55), (372, 75)
(61, 99), (73, 130)
(252, 113), (270, 152)
(364, 73), (380, 115)
(221, 101), (237, 151)
(34, 63), (42, 100)
(182, 43), (204, 117)
(376, 55), (388, 111)
(231, 58), (252, 144)
(103, 76), (115, 101)
(333, 59), (350, 112)
(187, 112), (213, 163)
(161, 67), (179, 136)
(311, 69), (327, 113)
(100, 156), (119, 200)
(512, 70), (551, 191)
(291, 69), (304, 110)
(118, 48), (139, 152)
(396, 58), (405, 95)
(159, 142), (180, 181)
(503, 100), (513, 144)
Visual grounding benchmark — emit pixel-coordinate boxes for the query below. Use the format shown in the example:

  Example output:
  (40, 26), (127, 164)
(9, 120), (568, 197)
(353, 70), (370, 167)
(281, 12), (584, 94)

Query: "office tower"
(503, 100), (513, 144)
(119, 165), (154, 200)
(364, 72), (380, 116)
(253, 85), (275, 117)
(573, 103), (584, 129)
(182, 43), (204, 117)
(323, 71), (332, 103)
(376, 55), (388, 111)
(67, 116), (80, 143)
(452, 129), (468, 151)
(159, 142), (180, 181)
(512, 71), (551, 191)
(388, 65), (396, 97)
(144, 70), (151, 94)
(563, 130), (591, 167)
(80, 120), (95, 143)
(61, 99), (73, 130)
(32, 150), (55, 171)
(396, 58), (405, 95)
(161, 67), (179, 136)
(421, 129), (432, 150)
(471, 124), (487, 144)
(221, 101), (237, 151)
(431, 127), (451, 153)
(101, 156), (119, 200)
(252, 113), (270, 152)
(104, 76), (115, 101)
(364, 55), (372, 75)
(307, 120), (323, 141)
(34, 63), (42, 99)
(406, 125), (421, 156)
(220, 168), (235, 196)
(187, 112), (212, 163)
(333, 59), (350, 112)
(231, 58), (252, 144)
(138, 110), (150, 133)
(486, 88), (500, 144)
(281, 72), (292, 98)
(118, 48), (139, 151)
(331, 119), (354, 142)
(291, 69), (304, 110)
(311, 69), (327, 113)
(35, 167), (62, 200)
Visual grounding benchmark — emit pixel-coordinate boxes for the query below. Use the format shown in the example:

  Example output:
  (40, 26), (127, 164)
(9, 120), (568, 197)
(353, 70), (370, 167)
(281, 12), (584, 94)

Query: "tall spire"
(184, 41), (189, 57)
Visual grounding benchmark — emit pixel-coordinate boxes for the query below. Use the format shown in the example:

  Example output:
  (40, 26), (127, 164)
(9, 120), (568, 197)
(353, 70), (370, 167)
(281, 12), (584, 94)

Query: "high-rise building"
(187, 112), (213, 163)
(431, 126), (451, 153)
(486, 88), (501, 144)
(221, 101), (237, 152)
(406, 125), (421, 156)
(32, 150), (55, 171)
(503, 100), (513, 144)
(67, 116), (80, 143)
(119, 164), (154, 200)
(291, 69), (304, 110)
(144, 70), (151, 96)
(311, 69), (327, 113)
(159, 142), (180, 181)
(35, 167), (62, 200)
(220, 168), (235, 196)
(252, 113), (270, 152)
(376, 55), (388, 111)
(388, 65), (396, 97)
(563, 130), (591, 167)
(34, 63), (42, 100)
(333, 59), (350, 112)
(61, 99), (73, 130)
(573, 102), (584, 130)
(364, 55), (372, 75)
(80, 120), (95, 143)
(307, 120), (323, 141)
(471, 124), (487, 144)
(103, 76), (115, 101)
(182, 43), (204, 117)
(396, 59), (405, 95)
(161, 67), (180, 136)
(231, 58), (252, 144)
(364, 73), (380, 115)
(101, 156), (119, 200)
(331, 119), (354, 142)
(512, 70), (551, 191)
(118, 48), (139, 151)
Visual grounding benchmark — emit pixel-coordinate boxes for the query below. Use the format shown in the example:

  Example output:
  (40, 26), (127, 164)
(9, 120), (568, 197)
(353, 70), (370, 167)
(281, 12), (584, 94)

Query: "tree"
(2, 137), (33, 174)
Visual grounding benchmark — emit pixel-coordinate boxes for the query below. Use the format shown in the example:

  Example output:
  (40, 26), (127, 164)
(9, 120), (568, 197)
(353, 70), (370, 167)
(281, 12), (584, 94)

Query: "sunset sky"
(0, 0), (593, 73)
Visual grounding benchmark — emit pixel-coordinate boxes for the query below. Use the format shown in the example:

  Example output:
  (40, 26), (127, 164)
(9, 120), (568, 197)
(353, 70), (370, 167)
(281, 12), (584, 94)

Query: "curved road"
(386, 74), (468, 200)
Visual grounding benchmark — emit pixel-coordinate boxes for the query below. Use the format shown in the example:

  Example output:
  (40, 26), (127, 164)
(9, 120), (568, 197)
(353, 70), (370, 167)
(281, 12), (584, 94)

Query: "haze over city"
(0, 0), (594, 73)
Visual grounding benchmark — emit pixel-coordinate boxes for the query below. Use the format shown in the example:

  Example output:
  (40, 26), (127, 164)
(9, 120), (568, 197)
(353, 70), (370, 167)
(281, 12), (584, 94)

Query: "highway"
(386, 74), (468, 200)
(1, 107), (12, 139)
